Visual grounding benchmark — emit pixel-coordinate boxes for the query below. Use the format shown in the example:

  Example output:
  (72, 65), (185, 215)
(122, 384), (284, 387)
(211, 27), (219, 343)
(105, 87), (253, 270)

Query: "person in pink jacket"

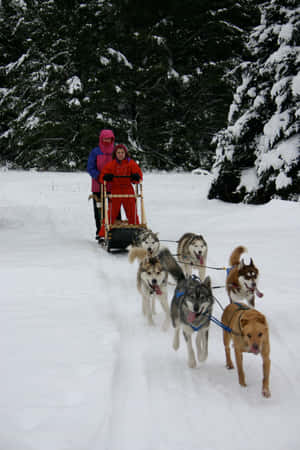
(87, 129), (120, 239)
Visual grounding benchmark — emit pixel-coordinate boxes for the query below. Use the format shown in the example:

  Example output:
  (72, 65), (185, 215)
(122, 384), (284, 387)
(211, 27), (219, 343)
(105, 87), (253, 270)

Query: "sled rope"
(172, 253), (227, 271)
(203, 312), (240, 336)
(159, 239), (179, 243)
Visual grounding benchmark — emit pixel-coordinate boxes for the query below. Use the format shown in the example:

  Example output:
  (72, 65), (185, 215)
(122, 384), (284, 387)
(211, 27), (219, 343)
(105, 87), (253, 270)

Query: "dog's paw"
(262, 387), (271, 398)
(162, 320), (170, 332)
(188, 357), (197, 368)
(239, 380), (247, 387)
(173, 340), (179, 351)
(226, 362), (234, 370)
(197, 351), (208, 362)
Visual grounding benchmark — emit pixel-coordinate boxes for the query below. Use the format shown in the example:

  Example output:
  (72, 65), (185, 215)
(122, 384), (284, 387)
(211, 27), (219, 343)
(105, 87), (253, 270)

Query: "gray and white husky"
(128, 247), (170, 330)
(159, 248), (214, 368)
(177, 232), (208, 281)
(132, 229), (160, 257)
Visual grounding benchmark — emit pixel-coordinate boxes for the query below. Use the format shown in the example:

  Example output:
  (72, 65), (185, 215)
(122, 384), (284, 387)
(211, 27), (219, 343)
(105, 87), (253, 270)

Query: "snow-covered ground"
(0, 170), (299, 450)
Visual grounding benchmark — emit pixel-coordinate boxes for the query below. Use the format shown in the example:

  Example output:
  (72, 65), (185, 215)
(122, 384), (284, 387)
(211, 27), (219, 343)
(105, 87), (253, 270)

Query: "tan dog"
(226, 246), (263, 307)
(221, 302), (271, 398)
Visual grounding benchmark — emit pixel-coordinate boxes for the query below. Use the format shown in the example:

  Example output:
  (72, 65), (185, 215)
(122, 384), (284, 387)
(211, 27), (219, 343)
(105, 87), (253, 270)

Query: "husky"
(177, 232), (208, 281)
(128, 247), (170, 330)
(132, 229), (160, 257)
(159, 248), (214, 368)
(226, 246), (264, 308)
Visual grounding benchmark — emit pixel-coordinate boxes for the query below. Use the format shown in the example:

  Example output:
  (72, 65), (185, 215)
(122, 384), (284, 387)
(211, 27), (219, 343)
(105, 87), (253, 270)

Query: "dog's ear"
(256, 315), (267, 326)
(250, 257), (254, 266)
(240, 318), (249, 328)
(239, 259), (245, 269)
(155, 232), (159, 237)
(203, 276), (211, 289)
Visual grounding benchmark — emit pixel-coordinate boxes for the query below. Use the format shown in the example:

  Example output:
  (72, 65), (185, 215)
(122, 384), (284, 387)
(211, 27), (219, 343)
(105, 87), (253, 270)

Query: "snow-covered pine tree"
(208, 0), (300, 204)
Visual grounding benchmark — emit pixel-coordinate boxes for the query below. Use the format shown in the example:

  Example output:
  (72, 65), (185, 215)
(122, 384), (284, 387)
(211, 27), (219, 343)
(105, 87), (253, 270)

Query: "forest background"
(0, 0), (299, 204)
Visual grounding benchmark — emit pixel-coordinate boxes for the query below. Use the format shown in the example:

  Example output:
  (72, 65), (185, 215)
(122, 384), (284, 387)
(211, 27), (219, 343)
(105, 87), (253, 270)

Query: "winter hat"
(113, 144), (129, 159)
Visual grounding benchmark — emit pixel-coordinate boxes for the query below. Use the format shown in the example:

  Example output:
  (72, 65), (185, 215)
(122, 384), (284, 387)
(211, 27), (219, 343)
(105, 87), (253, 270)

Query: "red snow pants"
(99, 186), (139, 237)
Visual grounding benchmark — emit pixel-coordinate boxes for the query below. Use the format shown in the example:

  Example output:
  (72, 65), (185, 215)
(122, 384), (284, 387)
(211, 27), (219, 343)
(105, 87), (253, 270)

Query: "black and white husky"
(177, 232), (208, 281)
(132, 229), (160, 257)
(128, 247), (170, 330)
(159, 248), (214, 368)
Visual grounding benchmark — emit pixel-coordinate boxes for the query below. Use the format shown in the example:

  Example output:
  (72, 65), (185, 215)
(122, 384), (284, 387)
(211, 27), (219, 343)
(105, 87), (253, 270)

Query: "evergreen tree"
(0, 0), (262, 171)
(112, 0), (261, 170)
(208, 0), (300, 203)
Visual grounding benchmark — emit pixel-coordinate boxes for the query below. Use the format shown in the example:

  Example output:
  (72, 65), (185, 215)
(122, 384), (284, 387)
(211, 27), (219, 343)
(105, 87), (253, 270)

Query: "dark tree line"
(0, 0), (260, 171)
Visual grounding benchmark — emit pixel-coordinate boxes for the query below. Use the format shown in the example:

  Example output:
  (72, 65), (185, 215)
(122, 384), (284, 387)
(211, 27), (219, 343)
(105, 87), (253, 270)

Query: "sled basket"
(100, 178), (148, 252)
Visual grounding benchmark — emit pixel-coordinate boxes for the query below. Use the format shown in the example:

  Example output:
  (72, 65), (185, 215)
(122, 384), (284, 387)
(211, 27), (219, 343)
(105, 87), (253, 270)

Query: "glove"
(131, 173), (140, 182)
(103, 173), (114, 182)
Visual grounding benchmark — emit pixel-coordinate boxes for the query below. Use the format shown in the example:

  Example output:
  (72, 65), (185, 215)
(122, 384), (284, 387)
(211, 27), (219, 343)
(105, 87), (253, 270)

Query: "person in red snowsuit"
(98, 144), (143, 237)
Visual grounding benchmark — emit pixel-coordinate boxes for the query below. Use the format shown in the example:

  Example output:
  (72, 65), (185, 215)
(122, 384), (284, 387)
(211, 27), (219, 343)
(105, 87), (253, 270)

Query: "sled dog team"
(128, 231), (271, 398)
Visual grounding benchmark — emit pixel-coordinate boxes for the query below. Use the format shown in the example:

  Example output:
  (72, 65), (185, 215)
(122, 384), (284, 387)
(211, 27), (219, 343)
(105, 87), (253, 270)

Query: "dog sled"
(98, 176), (148, 252)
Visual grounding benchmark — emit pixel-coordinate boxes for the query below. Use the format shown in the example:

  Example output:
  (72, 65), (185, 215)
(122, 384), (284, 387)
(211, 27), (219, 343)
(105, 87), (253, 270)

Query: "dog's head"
(179, 276), (213, 324)
(238, 258), (259, 292)
(240, 310), (268, 354)
(139, 231), (160, 256)
(189, 235), (207, 264)
(140, 256), (166, 292)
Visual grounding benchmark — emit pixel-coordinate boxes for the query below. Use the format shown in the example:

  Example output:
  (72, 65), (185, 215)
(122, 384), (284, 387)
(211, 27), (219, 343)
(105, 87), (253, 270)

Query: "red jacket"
(100, 158), (143, 193)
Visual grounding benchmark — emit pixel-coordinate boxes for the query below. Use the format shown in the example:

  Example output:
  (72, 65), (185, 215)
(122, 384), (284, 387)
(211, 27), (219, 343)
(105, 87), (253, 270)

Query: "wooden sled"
(100, 177), (148, 252)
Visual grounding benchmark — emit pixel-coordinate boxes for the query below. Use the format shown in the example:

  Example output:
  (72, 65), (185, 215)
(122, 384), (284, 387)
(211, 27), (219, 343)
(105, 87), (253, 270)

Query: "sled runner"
(99, 177), (147, 252)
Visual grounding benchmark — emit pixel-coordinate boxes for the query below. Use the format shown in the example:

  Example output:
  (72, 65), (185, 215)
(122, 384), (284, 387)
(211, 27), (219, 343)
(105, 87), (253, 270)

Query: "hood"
(112, 143), (129, 160)
(99, 129), (115, 154)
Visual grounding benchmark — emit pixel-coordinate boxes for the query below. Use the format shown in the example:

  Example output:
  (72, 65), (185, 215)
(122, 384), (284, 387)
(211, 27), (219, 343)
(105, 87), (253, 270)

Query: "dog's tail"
(128, 247), (147, 263)
(229, 246), (247, 266)
(159, 248), (185, 282)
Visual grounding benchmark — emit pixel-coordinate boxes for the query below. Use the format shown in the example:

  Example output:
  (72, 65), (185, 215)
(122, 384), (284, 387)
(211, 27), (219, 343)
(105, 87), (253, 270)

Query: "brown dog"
(221, 302), (271, 398)
(226, 246), (263, 307)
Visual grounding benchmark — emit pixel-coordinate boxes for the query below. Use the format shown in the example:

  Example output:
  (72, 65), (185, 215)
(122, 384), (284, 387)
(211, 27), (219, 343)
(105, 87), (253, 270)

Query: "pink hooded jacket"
(87, 129), (115, 192)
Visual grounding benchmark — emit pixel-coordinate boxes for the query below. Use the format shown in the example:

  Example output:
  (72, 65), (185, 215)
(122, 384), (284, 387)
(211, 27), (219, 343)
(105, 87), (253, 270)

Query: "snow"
(0, 170), (300, 450)
(292, 71), (300, 95)
(66, 76), (82, 94)
(257, 134), (299, 174)
(236, 168), (259, 193)
(107, 49), (133, 69)
(263, 111), (291, 147)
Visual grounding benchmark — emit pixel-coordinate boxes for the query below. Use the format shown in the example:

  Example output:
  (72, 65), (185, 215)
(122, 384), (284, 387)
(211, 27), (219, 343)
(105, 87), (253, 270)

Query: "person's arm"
(129, 160), (143, 183)
(87, 148), (100, 180)
(100, 161), (114, 183)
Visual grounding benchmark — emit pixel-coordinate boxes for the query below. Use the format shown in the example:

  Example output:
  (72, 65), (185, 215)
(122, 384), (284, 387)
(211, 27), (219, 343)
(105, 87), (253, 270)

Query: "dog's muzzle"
(187, 302), (209, 323)
(250, 343), (260, 355)
(194, 251), (204, 265)
(148, 280), (162, 295)
(245, 281), (264, 298)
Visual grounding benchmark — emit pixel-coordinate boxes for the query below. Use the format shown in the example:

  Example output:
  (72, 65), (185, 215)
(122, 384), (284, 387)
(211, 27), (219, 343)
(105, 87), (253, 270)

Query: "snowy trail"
(0, 170), (300, 450)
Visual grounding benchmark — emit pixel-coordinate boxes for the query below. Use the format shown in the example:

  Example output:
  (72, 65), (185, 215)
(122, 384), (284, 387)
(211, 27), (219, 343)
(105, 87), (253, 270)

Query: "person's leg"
(92, 192), (102, 237)
(99, 198), (122, 237)
(122, 198), (139, 224)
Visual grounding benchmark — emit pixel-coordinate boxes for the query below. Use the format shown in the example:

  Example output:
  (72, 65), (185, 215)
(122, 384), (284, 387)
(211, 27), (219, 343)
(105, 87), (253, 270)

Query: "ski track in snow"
(0, 170), (299, 450)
